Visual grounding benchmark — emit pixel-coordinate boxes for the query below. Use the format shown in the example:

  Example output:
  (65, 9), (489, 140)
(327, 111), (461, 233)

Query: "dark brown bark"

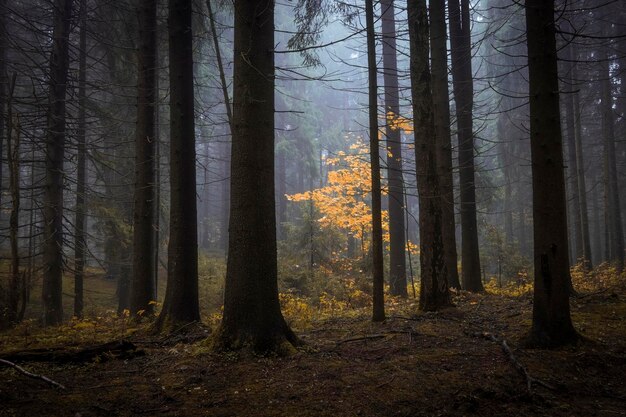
(381, 0), (407, 297)
(42, 0), (73, 326)
(448, 0), (482, 292)
(214, 0), (298, 353)
(408, 0), (451, 311)
(429, 0), (460, 289)
(525, 0), (578, 347)
(130, 0), (158, 316)
(154, 0), (200, 331)
(366, 0), (385, 322)
(73, 0), (87, 319)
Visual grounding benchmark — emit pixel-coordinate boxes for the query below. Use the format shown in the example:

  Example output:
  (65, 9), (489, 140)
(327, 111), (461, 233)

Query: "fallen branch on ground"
(336, 334), (387, 345)
(471, 332), (554, 393)
(0, 358), (65, 389)
(0, 340), (143, 363)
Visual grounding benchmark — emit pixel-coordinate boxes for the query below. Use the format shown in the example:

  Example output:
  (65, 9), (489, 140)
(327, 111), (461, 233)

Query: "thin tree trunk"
(131, 0), (158, 316)
(408, 0), (451, 311)
(449, 0), (482, 292)
(564, 79), (583, 266)
(42, 0), (73, 326)
(381, 0), (407, 297)
(600, 48), (624, 273)
(525, 0), (578, 347)
(366, 0), (385, 322)
(7, 74), (20, 325)
(429, 0), (460, 289)
(154, 0), (200, 331)
(571, 52), (592, 270)
(73, 0), (87, 318)
(0, 0), (6, 211)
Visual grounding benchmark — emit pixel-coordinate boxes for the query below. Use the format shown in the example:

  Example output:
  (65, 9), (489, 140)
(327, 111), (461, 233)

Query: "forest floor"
(1, 283), (626, 417)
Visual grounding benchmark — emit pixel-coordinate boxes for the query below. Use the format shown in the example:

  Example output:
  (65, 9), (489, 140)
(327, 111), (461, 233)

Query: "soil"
(1, 290), (625, 417)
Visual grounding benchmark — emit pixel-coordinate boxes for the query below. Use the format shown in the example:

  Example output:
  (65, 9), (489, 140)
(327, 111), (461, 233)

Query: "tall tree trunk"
(525, 0), (578, 347)
(214, 0), (298, 353)
(42, 0), (73, 326)
(366, 0), (386, 322)
(563, 77), (583, 266)
(6, 74), (19, 325)
(408, 0), (451, 311)
(154, 0), (200, 331)
(600, 48), (624, 273)
(570, 45), (592, 270)
(131, 0), (158, 316)
(448, 0), (482, 292)
(74, 0), (87, 318)
(207, 0), (231, 251)
(0, 0), (6, 211)
(429, 0), (460, 289)
(381, 0), (407, 297)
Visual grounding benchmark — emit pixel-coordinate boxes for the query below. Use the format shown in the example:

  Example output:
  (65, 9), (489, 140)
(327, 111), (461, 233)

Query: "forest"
(0, 0), (625, 416)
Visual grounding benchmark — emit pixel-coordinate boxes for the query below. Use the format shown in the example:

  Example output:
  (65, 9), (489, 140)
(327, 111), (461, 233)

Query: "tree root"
(0, 358), (65, 389)
(471, 332), (554, 393)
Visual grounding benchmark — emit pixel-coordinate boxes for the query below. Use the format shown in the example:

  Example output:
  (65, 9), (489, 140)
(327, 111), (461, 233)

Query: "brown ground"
(1, 289), (625, 417)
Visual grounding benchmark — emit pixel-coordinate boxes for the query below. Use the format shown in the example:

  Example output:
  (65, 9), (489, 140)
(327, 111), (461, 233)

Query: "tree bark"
(429, 0), (460, 289)
(213, 0), (299, 353)
(154, 0), (200, 331)
(569, 43), (592, 270)
(130, 0), (158, 316)
(563, 62), (583, 266)
(600, 47), (624, 273)
(365, 0), (386, 322)
(380, 0), (407, 297)
(42, 0), (73, 326)
(7, 74), (20, 325)
(73, 0), (87, 319)
(448, 0), (482, 292)
(525, 0), (578, 347)
(408, 0), (451, 311)
(0, 0), (6, 211)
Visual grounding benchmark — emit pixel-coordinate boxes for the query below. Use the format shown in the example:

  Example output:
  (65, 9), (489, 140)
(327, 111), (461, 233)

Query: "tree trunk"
(573, 92), (592, 270)
(429, 0), (460, 289)
(380, 0), (407, 297)
(365, 0), (386, 322)
(131, 0), (158, 316)
(570, 46), (592, 270)
(408, 0), (451, 311)
(448, 0), (482, 292)
(600, 48), (624, 273)
(73, 0), (87, 319)
(7, 74), (20, 325)
(42, 0), (73, 326)
(213, 0), (298, 353)
(563, 73), (583, 266)
(0, 0), (6, 212)
(525, 0), (578, 347)
(154, 0), (200, 331)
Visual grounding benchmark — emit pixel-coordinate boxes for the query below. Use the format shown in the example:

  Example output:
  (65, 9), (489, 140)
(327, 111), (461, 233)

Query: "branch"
(471, 332), (554, 393)
(0, 359), (66, 389)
